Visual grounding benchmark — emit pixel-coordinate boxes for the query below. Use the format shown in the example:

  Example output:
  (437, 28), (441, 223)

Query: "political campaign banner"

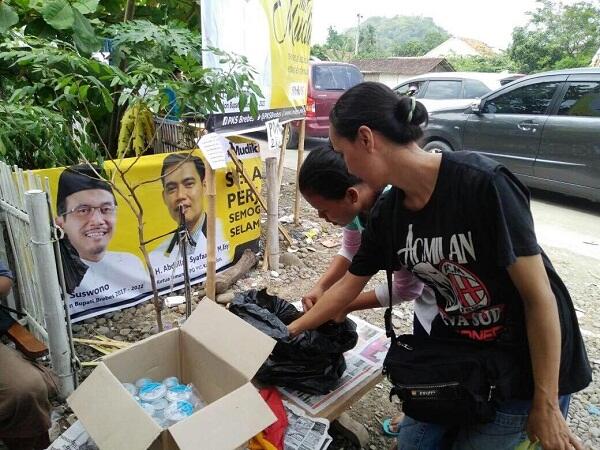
(37, 136), (262, 322)
(201, 0), (313, 134)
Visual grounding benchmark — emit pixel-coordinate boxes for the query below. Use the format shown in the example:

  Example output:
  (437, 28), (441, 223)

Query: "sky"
(311, 0), (582, 50)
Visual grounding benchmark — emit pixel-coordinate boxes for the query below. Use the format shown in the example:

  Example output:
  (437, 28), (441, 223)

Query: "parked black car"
(421, 68), (600, 203)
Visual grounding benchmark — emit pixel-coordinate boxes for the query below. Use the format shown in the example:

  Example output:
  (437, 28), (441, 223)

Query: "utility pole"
(354, 13), (363, 55)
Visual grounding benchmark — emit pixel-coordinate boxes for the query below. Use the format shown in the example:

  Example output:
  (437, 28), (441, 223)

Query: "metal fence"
(0, 161), (74, 398)
(0, 162), (46, 339)
(152, 116), (203, 153)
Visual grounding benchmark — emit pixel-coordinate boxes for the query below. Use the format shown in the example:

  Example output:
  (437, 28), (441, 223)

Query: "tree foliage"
(348, 16), (449, 58)
(312, 16), (449, 61)
(448, 54), (519, 73)
(0, 1), (262, 169)
(509, 0), (600, 73)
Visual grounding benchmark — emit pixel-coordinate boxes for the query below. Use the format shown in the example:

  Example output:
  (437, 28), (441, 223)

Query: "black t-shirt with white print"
(350, 151), (591, 395)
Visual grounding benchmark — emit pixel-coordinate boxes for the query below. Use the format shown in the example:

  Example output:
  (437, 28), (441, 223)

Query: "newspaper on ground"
(46, 420), (97, 450)
(279, 312), (390, 416)
(284, 401), (332, 450)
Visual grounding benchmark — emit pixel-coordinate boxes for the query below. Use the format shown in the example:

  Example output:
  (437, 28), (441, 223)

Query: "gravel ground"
(38, 169), (600, 449)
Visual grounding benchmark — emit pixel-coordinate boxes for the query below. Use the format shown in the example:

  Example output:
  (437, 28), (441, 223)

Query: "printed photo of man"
(55, 165), (149, 318)
(150, 153), (227, 288)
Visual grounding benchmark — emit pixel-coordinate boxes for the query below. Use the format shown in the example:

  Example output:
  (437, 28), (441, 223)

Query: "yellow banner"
(201, 0), (313, 133)
(37, 137), (262, 321)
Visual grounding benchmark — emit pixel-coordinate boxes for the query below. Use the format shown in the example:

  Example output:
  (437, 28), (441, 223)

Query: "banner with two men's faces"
(36, 0), (312, 321)
(38, 138), (262, 322)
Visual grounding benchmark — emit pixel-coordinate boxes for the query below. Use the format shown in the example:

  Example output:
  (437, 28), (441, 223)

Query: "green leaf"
(73, 0), (100, 15)
(72, 9), (101, 53)
(0, 137), (6, 156)
(0, 3), (19, 34)
(40, 0), (75, 31)
(79, 84), (89, 100)
(249, 95), (258, 118)
(238, 93), (247, 112)
(101, 89), (114, 112)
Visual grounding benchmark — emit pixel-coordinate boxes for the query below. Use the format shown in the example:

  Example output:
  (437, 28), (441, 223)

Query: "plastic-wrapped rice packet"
(125, 376), (206, 428)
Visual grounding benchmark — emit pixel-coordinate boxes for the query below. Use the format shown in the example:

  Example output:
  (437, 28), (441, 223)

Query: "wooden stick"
(73, 338), (129, 348)
(262, 241), (270, 272)
(89, 345), (113, 355)
(227, 148), (293, 245)
(265, 157), (279, 271)
(294, 119), (306, 225)
(206, 166), (216, 300)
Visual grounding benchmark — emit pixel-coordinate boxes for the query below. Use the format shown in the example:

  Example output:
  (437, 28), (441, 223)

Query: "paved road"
(246, 132), (600, 260)
(529, 190), (600, 261)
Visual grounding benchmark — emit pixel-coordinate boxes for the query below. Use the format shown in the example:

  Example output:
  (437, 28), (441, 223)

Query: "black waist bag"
(382, 270), (524, 425)
(383, 333), (524, 425)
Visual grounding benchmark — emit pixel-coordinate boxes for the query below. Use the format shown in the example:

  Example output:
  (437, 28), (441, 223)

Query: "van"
(289, 61), (363, 148)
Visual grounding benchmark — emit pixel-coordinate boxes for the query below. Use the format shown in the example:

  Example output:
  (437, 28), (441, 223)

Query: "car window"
(395, 81), (424, 96)
(557, 82), (600, 117)
(422, 80), (462, 99)
(313, 65), (363, 91)
(463, 79), (492, 98)
(483, 82), (559, 115)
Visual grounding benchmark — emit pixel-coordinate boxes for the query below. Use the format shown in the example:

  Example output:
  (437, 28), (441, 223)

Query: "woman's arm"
(302, 227), (360, 310)
(290, 271), (371, 336)
(302, 255), (352, 310)
(508, 255), (583, 450)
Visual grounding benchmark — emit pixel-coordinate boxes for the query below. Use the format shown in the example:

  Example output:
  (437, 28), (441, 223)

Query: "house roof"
(350, 57), (453, 75)
(459, 37), (497, 57)
(425, 37), (498, 58)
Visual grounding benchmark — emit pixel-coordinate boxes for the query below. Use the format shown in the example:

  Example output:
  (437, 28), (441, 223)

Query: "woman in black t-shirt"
(288, 82), (591, 450)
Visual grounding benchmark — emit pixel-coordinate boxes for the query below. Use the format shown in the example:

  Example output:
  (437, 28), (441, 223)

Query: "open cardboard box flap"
(169, 383), (276, 450)
(68, 363), (163, 450)
(182, 298), (275, 380)
(68, 298), (278, 450)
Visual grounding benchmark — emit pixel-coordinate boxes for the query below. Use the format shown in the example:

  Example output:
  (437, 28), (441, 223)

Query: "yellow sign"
(37, 137), (262, 322)
(201, 0), (313, 133)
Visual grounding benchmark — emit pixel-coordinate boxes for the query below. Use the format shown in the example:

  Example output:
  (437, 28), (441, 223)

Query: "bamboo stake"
(294, 119), (306, 225)
(265, 157), (279, 271)
(205, 166), (217, 300)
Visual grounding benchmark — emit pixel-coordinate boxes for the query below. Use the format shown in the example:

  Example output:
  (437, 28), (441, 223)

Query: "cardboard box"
(68, 298), (277, 450)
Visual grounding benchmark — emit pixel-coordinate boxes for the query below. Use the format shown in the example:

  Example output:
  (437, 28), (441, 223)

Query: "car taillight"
(306, 97), (316, 117)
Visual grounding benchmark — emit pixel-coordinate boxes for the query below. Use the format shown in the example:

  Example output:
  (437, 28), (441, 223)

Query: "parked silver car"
(421, 68), (600, 202)
(393, 72), (520, 112)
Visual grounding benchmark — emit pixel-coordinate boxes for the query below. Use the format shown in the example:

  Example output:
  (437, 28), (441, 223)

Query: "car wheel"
(286, 127), (299, 149)
(423, 140), (453, 153)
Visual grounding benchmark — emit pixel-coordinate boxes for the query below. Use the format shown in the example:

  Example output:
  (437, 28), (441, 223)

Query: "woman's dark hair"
(298, 147), (362, 200)
(329, 81), (428, 144)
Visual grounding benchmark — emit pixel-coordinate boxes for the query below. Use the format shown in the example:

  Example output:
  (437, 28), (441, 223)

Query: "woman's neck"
(386, 144), (442, 211)
(357, 184), (382, 215)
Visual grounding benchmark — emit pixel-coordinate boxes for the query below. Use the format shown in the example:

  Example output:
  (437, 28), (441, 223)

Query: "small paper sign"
(264, 118), (283, 160)
(197, 133), (229, 169)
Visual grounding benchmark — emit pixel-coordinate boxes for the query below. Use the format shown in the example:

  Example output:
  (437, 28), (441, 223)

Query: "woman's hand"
(527, 396), (583, 450)
(302, 285), (325, 311)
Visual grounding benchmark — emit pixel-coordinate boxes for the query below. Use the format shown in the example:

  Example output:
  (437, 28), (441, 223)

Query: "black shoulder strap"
(384, 267), (397, 342)
(384, 193), (397, 343)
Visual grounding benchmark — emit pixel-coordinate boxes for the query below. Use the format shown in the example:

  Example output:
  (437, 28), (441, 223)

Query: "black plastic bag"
(228, 289), (358, 394)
